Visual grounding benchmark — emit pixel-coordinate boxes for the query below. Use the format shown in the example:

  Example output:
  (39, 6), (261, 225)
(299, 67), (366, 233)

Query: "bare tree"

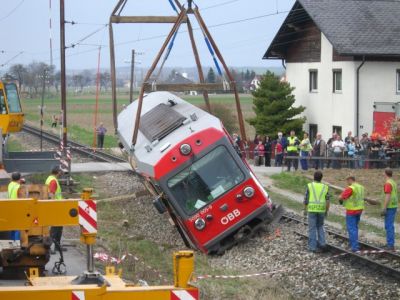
(53, 70), (61, 94)
(80, 69), (93, 87)
(8, 64), (28, 91)
(72, 74), (84, 92)
(100, 71), (111, 91)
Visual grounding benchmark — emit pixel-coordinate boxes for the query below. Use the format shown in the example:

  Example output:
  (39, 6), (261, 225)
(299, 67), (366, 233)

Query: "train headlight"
(180, 143), (192, 156)
(194, 218), (206, 230)
(243, 186), (255, 198)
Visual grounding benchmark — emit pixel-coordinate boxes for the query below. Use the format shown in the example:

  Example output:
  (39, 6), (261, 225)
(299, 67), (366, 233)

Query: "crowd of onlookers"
(232, 130), (399, 170)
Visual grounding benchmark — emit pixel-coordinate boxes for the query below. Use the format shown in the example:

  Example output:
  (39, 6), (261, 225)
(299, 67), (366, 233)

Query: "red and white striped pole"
(79, 198), (97, 273)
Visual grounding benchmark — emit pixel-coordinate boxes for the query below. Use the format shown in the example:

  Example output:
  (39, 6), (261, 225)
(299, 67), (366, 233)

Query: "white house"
(263, 0), (400, 140)
(249, 75), (262, 91)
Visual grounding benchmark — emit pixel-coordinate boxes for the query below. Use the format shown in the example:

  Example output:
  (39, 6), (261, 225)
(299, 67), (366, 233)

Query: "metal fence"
(241, 149), (399, 170)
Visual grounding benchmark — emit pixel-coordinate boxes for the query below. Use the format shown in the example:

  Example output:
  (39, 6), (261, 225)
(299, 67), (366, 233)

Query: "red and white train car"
(118, 91), (282, 254)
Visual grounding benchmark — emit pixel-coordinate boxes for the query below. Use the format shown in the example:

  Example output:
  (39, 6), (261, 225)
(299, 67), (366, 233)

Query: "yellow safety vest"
(385, 179), (398, 209)
(45, 175), (62, 200)
(300, 139), (312, 152)
(344, 183), (365, 211)
(287, 136), (299, 152)
(8, 181), (20, 199)
(307, 182), (328, 213)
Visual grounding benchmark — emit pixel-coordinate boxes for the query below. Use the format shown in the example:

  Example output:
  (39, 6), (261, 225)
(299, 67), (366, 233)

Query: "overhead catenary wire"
(201, 0), (241, 11)
(0, 51), (24, 67)
(67, 24), (108, 49)
(8, 8), (296, 65)
(0, 0), (25, 23)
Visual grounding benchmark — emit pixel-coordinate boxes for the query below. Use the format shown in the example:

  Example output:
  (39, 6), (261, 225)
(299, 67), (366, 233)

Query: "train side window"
(0, 89), (6, 114)
(5, 83), (22, 113)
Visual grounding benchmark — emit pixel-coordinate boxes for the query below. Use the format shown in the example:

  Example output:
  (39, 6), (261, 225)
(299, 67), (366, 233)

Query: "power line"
(11, 8), (293, 64)
(201, 0), (240, 11)
(65, 20), (108, 26)
(67, 24), (108, 49)
(208, 10), (290, 29)
(0, 0), (25, 23)
(0, 51), (24, 67)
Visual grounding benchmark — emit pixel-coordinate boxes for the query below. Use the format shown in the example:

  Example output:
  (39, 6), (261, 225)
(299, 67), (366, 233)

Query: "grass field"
(21, 93), (255, 147)
(271, 171), (400, 222)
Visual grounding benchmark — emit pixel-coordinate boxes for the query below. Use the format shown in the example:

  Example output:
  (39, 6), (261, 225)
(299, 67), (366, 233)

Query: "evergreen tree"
(206, 68), (216, 83)
(248, 71), (306, 137)
(245, 69), (251, 81)
(250, 70), (256, 80)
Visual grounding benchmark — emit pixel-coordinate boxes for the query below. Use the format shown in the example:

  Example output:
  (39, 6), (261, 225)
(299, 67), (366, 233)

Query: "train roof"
(117, 92), (223, 177)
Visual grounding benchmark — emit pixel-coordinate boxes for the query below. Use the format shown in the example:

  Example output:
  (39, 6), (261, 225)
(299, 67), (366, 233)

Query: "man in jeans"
(381, 168), (398, 250)
(339, 176), (365, 252)
(304, 171), (330, 253)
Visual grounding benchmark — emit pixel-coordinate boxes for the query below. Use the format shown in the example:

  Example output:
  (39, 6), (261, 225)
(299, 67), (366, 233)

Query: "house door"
(332, 126), (342, 137)
(373, 111), (395, 136)
(309, 124), (318, 143)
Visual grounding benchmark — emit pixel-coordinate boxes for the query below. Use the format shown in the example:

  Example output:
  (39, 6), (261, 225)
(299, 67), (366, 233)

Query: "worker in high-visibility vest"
(45, 166), (64, 254)
(381, 168), (398, 250)
(286, 130), (300, 171)
(8, 172), (24, 241)
(304, 171), (330, 253)
(339, 176), (365, 252)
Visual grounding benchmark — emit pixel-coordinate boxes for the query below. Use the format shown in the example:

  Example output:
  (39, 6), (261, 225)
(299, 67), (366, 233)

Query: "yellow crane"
(0, 190), (199, 300)
(0, 80), (24, 136)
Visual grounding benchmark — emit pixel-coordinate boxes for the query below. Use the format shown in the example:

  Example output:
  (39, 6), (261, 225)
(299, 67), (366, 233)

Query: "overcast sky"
(0, 0), (295, 70)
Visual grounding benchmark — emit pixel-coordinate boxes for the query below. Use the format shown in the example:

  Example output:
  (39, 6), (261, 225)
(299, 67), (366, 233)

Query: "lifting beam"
(109, 0), (248, 145)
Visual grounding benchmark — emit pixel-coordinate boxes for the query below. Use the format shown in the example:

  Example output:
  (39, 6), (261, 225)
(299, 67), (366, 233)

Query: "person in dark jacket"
(264, 136), (272, 167)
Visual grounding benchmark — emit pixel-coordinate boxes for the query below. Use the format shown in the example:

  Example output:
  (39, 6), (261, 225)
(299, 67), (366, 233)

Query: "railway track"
(281, 214), (400, 280)
(22, 124), (127, 163)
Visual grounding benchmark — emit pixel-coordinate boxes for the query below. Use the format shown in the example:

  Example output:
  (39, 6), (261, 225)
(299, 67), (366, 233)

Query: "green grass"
(22, 92), (255, 147)
(68, 125), (118, 148)
(7, 137), (23, 152)
(270, 172), (312, 194)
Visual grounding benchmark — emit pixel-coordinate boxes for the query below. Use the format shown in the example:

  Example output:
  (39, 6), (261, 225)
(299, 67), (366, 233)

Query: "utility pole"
(129, 49), (135, 103)
(128, 50), (143, 104)
(60, 0), (67, 149)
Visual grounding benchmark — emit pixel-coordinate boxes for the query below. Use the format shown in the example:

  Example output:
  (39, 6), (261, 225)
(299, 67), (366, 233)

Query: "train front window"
(0, 90), (6, 114)
(5, 84), (22, 113)
(167, 146), (245, 215)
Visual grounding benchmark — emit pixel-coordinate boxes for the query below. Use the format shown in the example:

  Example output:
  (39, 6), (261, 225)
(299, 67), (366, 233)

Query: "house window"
(332, 126), (342, 137)
(309, 70), (318, 92)
(309, 124), (318, 143)
(333, 69), (342, 93)
(397, 69), (400, 94)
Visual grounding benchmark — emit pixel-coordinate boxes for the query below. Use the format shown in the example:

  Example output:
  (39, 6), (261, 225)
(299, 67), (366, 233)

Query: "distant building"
(263, 0), (400, 139)
(164, 71), (193, 85)
(249, 75), (262, 91)
(163, 71), (197, 95)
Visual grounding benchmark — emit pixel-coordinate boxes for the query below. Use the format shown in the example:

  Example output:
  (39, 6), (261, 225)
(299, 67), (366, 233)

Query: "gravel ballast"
(91, 171), (400, 299)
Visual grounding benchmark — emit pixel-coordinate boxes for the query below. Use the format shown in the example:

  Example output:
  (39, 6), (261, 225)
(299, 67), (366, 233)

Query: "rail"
(281, 214), (400, 280)
(22, 125), (127, 163)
